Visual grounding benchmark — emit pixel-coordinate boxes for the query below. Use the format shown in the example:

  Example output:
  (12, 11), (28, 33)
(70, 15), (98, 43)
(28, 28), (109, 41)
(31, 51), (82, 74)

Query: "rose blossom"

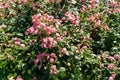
(13, 38), (21, 46)
(32, 14), (41, 23)
(16, 75), (23, 80)
(114, 54), (120, 60)
(50, 65), (58, 74)
(43, 26), (57, 35)
(64, 12), (80, 26)
(109, 77), (114, 80)
(50, 58), (55, 63)
(1, 24), (7, 28)
(34, 52), (46, 64)
(82, 46), (87, 49)
(109, 1), (118, 7)
(49, 53), (57, 63)
(40, 37), (57, 48)
(26, 27), (35, 34)
(107, 64), (114, 69)
(23, 0), (28, 4)
(104, 25), (109, 30)
(59, 48), (68, 55)
(55, 33), (62, 41)
(34, 58), (40, 64)
(108, 56), (115, 62)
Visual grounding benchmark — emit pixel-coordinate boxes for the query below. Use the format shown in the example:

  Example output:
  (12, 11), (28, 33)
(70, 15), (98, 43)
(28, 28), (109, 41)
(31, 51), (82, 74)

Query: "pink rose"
(34, 52), (46, 64)
(104, 25), (109, 30)
(16, 76), (23, 80)
(50, 58), (55, 63)
(114, 54), (119, 59)
(82, 46), (87, 49)
(34, 58), (40, 64)
(107, 64), (114, 69)
(55, 33), (62, 41)
(109, 77), (114, 80)
(1, 24), (7, 28)
(33, 30), (38, 35)
(23, 0), (28, 4)
(109, 1), (118, 7)
(51, 65), (56, 70)
(50, 65), (58, 74)
(40, 37), (57, 48)
(108, 57), (115, 62)
(15, 41), (21, 46)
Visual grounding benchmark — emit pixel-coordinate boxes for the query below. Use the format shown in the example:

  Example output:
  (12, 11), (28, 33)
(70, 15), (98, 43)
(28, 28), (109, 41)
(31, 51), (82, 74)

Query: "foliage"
(0, 0), (120, 80)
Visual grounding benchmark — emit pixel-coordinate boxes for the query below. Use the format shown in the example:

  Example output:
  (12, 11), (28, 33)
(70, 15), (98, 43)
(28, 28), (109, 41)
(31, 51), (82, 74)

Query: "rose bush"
(0, 0), (120, 80)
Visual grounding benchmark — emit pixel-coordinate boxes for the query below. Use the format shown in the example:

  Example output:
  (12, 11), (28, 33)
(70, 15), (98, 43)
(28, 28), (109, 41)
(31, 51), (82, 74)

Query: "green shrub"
(0, 0), (120, 80)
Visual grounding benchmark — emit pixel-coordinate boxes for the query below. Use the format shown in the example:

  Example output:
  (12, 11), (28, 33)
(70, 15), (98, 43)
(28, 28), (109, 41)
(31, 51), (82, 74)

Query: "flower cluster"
(64, 12), (80, 26)
(88, 0), (100, 9)
(26, 13), (62, 35)
(108, 1), (120, 13)
(88, 13), (102, 27)
(12, 37), (25, 47)
(40, 37), (57, 48)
